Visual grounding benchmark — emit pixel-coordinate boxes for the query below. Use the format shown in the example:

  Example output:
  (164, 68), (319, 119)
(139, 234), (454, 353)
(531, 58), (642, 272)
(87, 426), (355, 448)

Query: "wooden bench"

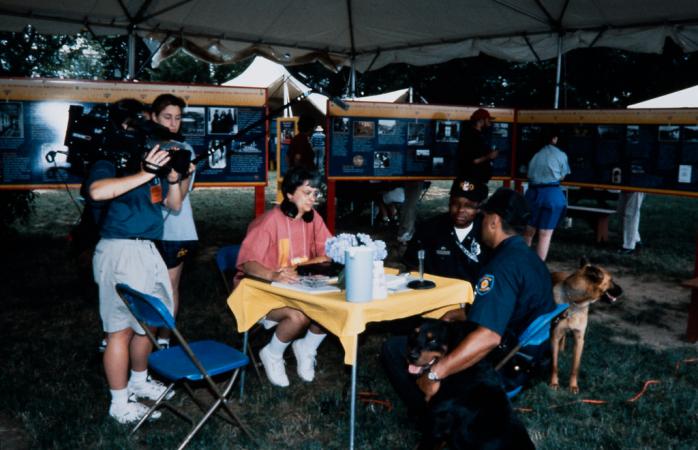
(566, 205), (616, 243)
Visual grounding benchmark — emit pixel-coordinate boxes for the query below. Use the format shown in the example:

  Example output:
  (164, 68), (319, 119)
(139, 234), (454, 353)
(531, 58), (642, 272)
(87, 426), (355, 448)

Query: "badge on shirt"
(476, 274), (495, 295)
(150, 183), (163, 204)
(436, 246), (451, 256)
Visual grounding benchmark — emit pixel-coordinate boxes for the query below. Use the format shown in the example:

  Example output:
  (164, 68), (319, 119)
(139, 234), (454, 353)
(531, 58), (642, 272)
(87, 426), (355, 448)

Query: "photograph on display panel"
(378, 119), (398, 135)
(181, 107), (205, 136)
(353, 120), (375, 138)
(208, 139), (228, 169)
(407, 122), (426, 146)
(0, 102), (23, 138)
(435, 120), (460, 142)
(208, 107), (238, 134)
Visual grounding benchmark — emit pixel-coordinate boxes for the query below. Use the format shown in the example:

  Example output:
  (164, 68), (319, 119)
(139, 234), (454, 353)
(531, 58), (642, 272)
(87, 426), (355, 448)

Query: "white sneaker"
(259, 345), (289, 387)
(128, 376), (175, 402)
(292, 340), (317, 382)
(109, 401), (162, 424)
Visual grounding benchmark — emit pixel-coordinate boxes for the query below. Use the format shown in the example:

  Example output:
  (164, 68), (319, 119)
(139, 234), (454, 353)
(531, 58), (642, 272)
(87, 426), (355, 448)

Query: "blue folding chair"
(116, 283), (255, 449)
(495, 303), (569, 399)
(215, 245), (263, 397)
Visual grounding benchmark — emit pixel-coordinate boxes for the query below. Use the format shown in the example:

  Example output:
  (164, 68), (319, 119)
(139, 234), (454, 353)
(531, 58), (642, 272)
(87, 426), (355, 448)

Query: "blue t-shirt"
(468, 235), (555, 340)
(84, 160), (167, 240)
(527, 144), (570, 185)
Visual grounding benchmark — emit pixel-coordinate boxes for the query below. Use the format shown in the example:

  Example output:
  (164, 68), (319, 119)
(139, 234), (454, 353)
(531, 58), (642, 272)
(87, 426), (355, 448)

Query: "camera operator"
(84, 98), (184, 424)
(149, 94), (197, 349)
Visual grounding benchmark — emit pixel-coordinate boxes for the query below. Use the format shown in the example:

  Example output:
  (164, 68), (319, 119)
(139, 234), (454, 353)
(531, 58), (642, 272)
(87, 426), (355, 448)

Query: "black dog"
(407, 319), (535, 450)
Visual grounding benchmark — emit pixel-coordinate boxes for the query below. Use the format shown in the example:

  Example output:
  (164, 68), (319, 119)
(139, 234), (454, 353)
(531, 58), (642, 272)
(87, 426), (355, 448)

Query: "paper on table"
(385, 273), (419, 292)
(271, 281), (341, 294)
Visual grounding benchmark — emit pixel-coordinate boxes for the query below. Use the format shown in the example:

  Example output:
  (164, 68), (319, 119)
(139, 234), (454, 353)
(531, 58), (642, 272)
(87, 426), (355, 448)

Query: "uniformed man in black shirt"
(403, 178), (489, 287)
(416, 188), (556, 400)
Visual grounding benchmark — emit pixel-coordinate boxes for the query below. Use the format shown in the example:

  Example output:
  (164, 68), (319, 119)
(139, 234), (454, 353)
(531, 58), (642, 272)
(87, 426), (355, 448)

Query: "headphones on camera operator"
(64, 98), (192, 179)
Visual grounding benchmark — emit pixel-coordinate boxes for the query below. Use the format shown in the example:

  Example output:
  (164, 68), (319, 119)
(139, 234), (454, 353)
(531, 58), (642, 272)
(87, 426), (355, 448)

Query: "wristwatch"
(426, 369), (441, 382)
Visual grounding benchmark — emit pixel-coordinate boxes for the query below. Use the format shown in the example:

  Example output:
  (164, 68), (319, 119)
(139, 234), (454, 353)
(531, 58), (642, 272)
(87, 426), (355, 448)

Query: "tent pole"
(350, 60), (356, 98)
(553, 33), (562, 109)
(127, 26), (136, 80)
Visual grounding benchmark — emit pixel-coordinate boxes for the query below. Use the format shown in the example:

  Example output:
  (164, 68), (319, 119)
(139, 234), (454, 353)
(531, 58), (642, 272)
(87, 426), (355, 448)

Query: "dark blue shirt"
(84, 160), (167, 240)
(468, 235), (555, 341)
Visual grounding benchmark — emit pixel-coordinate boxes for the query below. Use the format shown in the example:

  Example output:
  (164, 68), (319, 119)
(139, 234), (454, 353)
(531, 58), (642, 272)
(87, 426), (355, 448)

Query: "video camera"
(64, 104), (192, 177)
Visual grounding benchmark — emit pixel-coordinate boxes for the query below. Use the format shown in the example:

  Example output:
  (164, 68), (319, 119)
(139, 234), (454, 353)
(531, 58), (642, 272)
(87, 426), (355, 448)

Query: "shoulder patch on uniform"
(476, 274), (495, 295)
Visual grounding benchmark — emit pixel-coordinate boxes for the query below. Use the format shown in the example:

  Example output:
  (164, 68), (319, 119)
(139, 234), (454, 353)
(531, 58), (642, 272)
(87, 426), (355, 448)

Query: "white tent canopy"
(223, 56), (411, 118)
(628, 84), (698, 108)
(223, 56), (329, 116)
(353, 88), (410, 103)
(1, 1), (698, 72)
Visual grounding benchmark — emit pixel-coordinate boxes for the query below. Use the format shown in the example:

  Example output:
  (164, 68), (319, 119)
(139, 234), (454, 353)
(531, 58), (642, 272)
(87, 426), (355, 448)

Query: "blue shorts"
(156, 240), (198, 269)
(525, 185), (566, 230)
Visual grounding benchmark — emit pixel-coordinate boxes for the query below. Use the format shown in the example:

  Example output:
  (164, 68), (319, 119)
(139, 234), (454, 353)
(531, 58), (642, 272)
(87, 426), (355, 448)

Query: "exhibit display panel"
(327, 101), (516, 180)
(0, 78), (268, 189)
(517, 109), (698, 196)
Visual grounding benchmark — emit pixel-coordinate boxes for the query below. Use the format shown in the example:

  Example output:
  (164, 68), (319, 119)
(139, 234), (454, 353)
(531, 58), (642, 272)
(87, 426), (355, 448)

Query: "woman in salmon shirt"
(235, 167), (331, 387)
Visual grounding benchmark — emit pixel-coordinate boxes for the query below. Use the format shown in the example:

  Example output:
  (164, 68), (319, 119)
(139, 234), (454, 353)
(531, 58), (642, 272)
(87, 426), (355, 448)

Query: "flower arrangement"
(325, 233), (387, 265)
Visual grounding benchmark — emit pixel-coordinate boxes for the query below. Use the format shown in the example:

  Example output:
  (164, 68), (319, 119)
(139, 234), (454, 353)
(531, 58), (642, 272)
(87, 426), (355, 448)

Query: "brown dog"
(550, 258), (622, 393)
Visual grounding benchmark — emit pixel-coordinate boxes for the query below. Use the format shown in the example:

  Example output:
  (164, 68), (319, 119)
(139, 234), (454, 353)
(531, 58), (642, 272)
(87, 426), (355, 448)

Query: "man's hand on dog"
(417, 372), (441, 401)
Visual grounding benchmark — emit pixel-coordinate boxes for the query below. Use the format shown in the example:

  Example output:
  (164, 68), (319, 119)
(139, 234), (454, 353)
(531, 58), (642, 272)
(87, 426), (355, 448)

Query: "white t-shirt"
(161, 141), (198, 241)
(454, 222), (474, 242)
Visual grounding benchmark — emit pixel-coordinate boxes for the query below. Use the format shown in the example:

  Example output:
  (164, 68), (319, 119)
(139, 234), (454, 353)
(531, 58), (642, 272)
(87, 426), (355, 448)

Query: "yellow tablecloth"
(227, 272), (473, 365)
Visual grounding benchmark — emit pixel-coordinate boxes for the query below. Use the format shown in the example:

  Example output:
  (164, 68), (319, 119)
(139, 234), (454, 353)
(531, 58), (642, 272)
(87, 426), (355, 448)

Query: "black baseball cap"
(449, 179), (488, 203)
(480, 188), (531, 227)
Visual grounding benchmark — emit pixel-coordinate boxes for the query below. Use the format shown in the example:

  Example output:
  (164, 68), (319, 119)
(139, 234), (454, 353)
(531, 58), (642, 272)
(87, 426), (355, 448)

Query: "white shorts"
(93, 238), (174, 334)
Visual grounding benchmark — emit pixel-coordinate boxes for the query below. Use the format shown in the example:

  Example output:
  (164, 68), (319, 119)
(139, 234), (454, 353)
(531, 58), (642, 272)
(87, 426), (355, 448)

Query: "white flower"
(325, 232), (387, 263)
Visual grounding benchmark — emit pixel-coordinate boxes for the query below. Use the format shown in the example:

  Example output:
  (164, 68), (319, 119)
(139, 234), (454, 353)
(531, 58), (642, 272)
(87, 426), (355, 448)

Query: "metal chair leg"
(247, 342), (264, 382)
(240, 331), (250, 399)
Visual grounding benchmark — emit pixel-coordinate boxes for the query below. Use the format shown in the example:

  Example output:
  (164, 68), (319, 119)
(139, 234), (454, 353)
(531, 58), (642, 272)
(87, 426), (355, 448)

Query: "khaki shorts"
(93, 238), (174, 334)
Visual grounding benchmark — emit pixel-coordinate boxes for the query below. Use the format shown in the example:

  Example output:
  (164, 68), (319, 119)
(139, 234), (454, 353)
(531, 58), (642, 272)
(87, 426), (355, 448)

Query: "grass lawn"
(0, 179), (696, 449)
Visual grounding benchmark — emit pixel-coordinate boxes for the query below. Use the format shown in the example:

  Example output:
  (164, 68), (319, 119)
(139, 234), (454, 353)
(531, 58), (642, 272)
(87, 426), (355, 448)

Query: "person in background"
(375, 184), (404, 229)
(287, 115), (316, 171)
(523, 129), (570, 261)
(617, 191), (645, 255)
(310, 125), (326, 175)
(150, 94), (198, 348)
(86, 98), (183, 423)
(456, 108), (498, 187)
(396, 181), (424, 245)
(235, 167), (332, 387)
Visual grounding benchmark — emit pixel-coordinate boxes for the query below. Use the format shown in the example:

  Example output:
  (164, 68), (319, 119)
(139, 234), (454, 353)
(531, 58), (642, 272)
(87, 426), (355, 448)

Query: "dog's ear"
(584, 266), (605, 284)
(579, 256), (590, 268)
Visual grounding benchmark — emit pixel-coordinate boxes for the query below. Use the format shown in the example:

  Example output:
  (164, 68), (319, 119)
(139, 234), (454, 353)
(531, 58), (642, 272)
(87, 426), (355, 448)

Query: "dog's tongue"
(407, 364), (422, 375)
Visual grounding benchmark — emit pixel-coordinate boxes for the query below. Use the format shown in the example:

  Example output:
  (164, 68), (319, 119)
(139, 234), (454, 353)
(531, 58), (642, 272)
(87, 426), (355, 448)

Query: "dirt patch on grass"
(548, 261), (696, 350)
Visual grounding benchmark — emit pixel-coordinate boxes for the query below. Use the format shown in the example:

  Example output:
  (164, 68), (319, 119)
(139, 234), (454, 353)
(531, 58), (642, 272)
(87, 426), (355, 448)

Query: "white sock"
(299, 330), (326, 353)
(268, 333), (290, 358)
(157, 338), (170, 347)
(110, 388), (129, 406)
(130, 369), (148, 385)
